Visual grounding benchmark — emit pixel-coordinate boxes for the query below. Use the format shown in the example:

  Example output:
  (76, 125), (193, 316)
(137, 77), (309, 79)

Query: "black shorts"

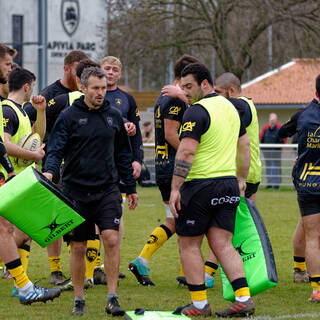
(245, 182), (260, 198)
(63, 184), (123, 242)
(298, 194), (320, 216)
(156, 177), (172, 202)
(175, 177), (240, 236)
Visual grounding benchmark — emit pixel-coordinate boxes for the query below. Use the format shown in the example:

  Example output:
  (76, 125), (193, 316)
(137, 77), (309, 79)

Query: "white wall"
(0, 0), (107, 91)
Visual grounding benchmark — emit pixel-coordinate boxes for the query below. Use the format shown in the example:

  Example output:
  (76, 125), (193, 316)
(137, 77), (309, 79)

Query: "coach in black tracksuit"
(44, 67), (137, 316)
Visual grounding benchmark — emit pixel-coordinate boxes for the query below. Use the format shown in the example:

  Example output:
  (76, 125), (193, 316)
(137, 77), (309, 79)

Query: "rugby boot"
(309, 290), (320, 302)
(19, 284), (61, 305)
(72, 299), (86, 315)
(293, 268), (309, 283)
(128, 258), (155, 286)
(176, 276), (187, 286)
(180, 303), (212, 317)
(105, 296), (125, 316)
(49, 271), (65, 285)
(215, 299), (255, 318)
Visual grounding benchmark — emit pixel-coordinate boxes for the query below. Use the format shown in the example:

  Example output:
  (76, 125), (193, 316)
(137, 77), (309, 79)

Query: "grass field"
(0, 186), (318, 319)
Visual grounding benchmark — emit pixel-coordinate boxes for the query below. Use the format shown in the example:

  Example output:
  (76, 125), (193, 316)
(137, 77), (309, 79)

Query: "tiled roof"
(241, 59), (320, 105)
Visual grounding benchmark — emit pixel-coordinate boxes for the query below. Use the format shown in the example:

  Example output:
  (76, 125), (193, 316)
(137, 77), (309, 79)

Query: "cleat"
(176, 276), (188, 286)
(180, 303), (212, 317)
(309, 290), (320, 302)
(49, 271), (65, 285)
(72, 299), (86, 315)
(93, 267), (107, 285)
(215, 299), (255, 318)
(84, 278), (94, 289)
(2, 267), (12, 279)
(59, 278), (94, 291)
(119, 271), (126, 279)
(205, 277), (214, 289)
(19, 285), (61, 305)
(105, 296), (125, 316)
(11, 286), (19, 297)
(294, 269), (309, 283)
(59, 278), (74, 291)
(128, 258), (155, 286)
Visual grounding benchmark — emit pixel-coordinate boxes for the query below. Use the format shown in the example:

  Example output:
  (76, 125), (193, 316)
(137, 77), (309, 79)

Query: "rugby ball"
(16, 133), (41, 167)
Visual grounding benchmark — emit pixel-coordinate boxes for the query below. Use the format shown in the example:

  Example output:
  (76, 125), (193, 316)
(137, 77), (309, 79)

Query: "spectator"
(260, 113), (285, 189)
(142, 121), (154, 143)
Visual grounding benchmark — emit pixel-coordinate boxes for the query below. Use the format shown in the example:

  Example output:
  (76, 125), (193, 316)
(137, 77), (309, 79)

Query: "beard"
(0, 69), (7, 84)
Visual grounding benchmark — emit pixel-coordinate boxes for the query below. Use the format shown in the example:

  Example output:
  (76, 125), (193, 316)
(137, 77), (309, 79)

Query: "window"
(12, 15), (23, 66)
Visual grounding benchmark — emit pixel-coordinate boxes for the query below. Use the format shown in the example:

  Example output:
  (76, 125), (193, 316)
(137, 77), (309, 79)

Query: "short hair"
(9, 68), (36, 92)
(0, 43), (17, 60)
(181, 63), (213, 86)
(80, 67), (107, 87)
(64, 50), (89, 66)
(101, 56), (122, 70)
(316, 74), (320, 97)
(174, 54), (199, 79)
(76, 59), (100, 78)
(215, 72), (241, 93)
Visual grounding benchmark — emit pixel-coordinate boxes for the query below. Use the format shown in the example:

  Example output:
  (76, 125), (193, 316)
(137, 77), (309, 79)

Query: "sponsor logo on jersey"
(182, 122), (196, 132)
(169, 106), (181, 115)
(48, 99), (56, 107)
(3, 118), (9, 127)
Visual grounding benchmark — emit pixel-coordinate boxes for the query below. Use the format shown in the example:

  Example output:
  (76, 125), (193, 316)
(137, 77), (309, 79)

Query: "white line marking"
(249, 313), (320, 319)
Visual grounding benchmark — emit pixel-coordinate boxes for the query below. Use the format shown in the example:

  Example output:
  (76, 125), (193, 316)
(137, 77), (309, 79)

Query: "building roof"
(242, 59), (320, 105)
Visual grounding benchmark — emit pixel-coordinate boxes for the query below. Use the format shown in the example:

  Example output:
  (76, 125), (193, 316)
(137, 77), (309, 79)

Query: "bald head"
(269, 113), (278, 128)
(214, 72), (241, 98)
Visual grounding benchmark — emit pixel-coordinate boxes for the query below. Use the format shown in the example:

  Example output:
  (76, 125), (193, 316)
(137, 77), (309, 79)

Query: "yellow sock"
(189, 283), (207, 301)
(294, 261), (306, 272)
(85, 238), (100, 279)
(235, 287), (250, 297)
(6, 259), (30, 288)
(311, 275), (320, 291)
(15, 245), (30, 286)
(48, 256), (62, 273)
(180, 263), (185, 277)
(140, 225), (172, 261)
(204, 262), (218, 276)
(95, 252), (101, 267)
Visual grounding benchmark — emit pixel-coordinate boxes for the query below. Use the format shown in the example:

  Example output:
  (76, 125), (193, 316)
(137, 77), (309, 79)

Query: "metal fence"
(142, 143), (298, 188)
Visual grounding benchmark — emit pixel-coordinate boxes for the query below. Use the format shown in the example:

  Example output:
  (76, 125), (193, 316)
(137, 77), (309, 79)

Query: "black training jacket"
(45, 96), (136, 194)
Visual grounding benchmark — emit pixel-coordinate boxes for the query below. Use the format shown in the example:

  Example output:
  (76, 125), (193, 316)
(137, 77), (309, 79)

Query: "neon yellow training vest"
(69, 91), (84, 106)
(2, 99), (34, 175)
(239, 96), (261, 184)
(0, 100), (4, 142)
(186, 95), (240, 181)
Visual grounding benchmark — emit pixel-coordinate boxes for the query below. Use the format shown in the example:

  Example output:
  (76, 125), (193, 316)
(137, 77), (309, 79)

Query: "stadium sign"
(61, 0), (80, 37)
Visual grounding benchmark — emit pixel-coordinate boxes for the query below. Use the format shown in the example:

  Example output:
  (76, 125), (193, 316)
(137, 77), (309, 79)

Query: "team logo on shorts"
(114, 218), (120, 224)
(86, 248), (98, 262)
(147, 235), (158, 244)
(182, 122), (196, 132)
(61, 0), (80, 37)
(79, 118), (88, 125)
(186, 220), (195, 225)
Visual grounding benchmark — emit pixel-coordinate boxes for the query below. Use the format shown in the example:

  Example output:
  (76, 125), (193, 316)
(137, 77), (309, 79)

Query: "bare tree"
(138, 0), (320, 80)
